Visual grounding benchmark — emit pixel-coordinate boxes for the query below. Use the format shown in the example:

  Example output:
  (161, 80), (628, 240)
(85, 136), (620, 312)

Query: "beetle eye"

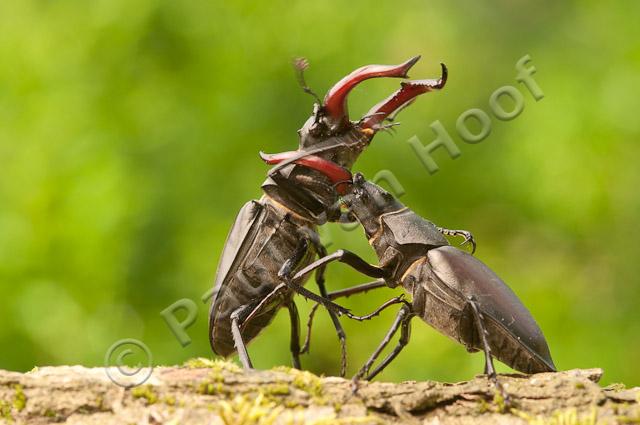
(309, 122), (324, 136)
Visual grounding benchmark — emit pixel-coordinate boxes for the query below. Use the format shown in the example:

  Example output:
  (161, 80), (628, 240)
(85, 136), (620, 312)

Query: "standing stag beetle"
(209, 56), (471, 374)
(265, 155), (556, 393)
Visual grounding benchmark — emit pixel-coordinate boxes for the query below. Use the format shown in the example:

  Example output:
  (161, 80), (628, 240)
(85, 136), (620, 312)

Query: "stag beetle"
(209, 57), (457, 374)
(268, 155), (555, 393)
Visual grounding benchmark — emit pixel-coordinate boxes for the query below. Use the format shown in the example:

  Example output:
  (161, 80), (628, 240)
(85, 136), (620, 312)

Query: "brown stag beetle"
(260, 55), (448, 224)
(275, 156), (556, 398)
(210, 57), (458, 375)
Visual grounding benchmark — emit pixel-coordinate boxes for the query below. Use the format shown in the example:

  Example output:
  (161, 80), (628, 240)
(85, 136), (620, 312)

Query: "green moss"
(310, 416), (386, 425)
(575, 382), (586, 390)
(184, 358), (241, 374)
(618, 412), (640, 424)
(0, 399), (13, 421)
(191, 361), (244, 398)
(283, 399), (299, 409)
(131, 385), (158, 405)
(606, 383), (626, 392)
(163, 395), (176, 406)
(44, 409), (56, 418)
(13, 385), (26, 412)
(94, 395), (105, 411)
(215, 394), (282, 425)
(512, 407), (598, 425)
(272, 365), (327, 402)
(263, 384), (290, 397)
(0, 384), (27, 421)
(271, 365), (294, 374)
(477, 398), (491, 414)
(492, 390), (507, 414)
(197, 381), (226, 395)
(289, 369), (323, 399)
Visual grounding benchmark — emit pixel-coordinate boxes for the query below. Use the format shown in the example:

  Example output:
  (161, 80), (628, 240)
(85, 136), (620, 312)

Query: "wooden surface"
(1, 360), (639, 424)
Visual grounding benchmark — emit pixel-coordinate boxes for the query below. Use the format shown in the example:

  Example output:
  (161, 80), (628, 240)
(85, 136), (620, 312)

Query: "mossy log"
(1, 360), (638, 424)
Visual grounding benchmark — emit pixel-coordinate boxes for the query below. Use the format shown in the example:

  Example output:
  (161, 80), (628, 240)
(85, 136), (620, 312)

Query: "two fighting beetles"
(208, 57), (556, 389)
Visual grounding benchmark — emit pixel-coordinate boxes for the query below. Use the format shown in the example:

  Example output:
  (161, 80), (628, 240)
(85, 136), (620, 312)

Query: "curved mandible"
(260, 151), (353, 195)
(323, 56), (421, 127)
(361, 63), (448, 130)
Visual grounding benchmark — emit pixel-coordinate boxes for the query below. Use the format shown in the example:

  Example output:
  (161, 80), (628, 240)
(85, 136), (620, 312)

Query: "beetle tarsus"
(350, 303), (413, 386)
(437, 227), (477, 254)
(300, 302), (320, 354)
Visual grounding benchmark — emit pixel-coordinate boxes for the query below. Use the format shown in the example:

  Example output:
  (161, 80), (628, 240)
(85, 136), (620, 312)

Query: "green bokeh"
(1, 0), (639, 386)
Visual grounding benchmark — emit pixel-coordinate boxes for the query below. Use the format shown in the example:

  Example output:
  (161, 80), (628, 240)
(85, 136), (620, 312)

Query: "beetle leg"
(300, 302), (321, 355)
(468, 296), (511, 406)
(322, 279), (389, 299)
(437, 227), (477, 254)
(278, 239), (352, 316)
(230, 304), (256, 370)
(304, 293), (404, 374)
(352, 303), (414, 389)
(301, 279), (388, 355)
(291, 249), (391, 302)
(236, 281), (304, 370)
(286, 300), (302, 370)
(307, 236), (348, 377)
(347, 294), (406, 321)
(241, 282), (288, 330)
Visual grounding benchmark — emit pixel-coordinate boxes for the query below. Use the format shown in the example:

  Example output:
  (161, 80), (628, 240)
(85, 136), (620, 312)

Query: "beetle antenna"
(293, 58), (322, 104)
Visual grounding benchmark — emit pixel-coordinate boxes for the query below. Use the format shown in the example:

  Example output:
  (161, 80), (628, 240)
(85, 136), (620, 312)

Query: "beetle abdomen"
(406, 246), (556, 374)
(209, 200), (315, 357)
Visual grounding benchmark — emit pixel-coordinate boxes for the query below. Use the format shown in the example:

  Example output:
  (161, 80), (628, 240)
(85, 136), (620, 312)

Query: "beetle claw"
(461, 235), (477, 255)
(489, 375), (512, 411)
(437, 227), (477, 254)
(350, 377), (362, 395)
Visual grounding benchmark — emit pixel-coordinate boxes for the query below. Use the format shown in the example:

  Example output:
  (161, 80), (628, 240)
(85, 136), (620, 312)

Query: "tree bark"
(1, 360), (638, 424)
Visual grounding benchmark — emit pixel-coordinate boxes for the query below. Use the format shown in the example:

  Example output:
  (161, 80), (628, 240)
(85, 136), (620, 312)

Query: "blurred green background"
(1, 0), (639, 386)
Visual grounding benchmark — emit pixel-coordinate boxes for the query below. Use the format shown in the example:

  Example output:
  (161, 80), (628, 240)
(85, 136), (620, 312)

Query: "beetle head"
(342, 173), (404, 238)
(294, 57), (447, 169)
(261, 153), (405, 236)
